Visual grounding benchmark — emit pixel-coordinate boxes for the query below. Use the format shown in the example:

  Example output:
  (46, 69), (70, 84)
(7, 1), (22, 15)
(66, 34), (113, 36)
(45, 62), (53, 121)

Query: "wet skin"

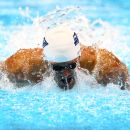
(3, 47), (129, 90)
(52, 62), (76, 90)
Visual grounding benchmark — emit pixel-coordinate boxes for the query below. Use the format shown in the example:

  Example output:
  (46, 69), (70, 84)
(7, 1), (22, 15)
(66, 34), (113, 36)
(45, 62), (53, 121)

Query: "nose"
(61, 76), (73, 84)
(63, 69), (71, 77)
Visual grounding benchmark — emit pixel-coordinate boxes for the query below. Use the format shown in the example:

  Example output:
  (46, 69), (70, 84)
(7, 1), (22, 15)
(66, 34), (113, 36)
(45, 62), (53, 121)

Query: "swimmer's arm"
(2, 48), (48, 86)
(79, 45), (97, 73)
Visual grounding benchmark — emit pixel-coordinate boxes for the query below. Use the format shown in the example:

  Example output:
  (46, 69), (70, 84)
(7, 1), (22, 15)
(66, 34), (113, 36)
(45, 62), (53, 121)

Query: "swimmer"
(0, 25), (129, 90)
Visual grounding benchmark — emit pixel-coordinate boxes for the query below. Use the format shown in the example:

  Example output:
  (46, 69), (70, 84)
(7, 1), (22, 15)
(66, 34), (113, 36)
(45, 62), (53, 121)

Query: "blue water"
(0, 0), (130, 130)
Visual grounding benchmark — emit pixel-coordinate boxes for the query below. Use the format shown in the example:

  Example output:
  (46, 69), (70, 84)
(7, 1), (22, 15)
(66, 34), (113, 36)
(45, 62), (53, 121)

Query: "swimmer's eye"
(52, 65), (64, 71)
(69, 62), (76, 69)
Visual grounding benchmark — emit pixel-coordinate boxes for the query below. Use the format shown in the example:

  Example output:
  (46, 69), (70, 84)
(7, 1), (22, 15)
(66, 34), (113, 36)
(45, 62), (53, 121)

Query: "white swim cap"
(43, 25), (80, 62)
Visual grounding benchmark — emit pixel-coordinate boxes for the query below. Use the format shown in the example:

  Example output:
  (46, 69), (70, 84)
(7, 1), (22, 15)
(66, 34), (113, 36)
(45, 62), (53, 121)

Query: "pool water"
(0, 0), (130, 130)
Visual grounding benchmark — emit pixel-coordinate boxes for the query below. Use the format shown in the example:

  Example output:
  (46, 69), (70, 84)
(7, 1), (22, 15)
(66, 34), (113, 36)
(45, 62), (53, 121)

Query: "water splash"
(1, 70), (130, 130)
(0, 6), (130, 130)
(1, 6), (129, 65)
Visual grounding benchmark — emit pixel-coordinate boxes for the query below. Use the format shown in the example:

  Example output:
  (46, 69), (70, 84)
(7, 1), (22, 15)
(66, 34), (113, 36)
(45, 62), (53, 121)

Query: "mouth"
(58, 76), (75, 90)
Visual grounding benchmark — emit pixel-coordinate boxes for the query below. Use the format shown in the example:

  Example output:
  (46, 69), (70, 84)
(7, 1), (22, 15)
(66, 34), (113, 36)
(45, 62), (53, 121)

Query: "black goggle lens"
(53, 65), (64, 71)
(69, 62), (76, 69)
(52, 62), (76, 71)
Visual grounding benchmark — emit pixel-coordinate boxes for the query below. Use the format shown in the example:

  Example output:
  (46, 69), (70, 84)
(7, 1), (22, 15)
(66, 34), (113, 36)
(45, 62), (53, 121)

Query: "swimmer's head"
(43, 25), (80, 89)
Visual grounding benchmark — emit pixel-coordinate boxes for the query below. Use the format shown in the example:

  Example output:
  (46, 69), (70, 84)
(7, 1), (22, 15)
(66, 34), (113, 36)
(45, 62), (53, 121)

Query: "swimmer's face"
(52, 61), (76, 90)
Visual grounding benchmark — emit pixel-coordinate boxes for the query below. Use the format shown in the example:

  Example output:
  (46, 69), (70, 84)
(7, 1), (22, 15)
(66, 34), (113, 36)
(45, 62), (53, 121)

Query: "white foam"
(0, 6), (129, 90)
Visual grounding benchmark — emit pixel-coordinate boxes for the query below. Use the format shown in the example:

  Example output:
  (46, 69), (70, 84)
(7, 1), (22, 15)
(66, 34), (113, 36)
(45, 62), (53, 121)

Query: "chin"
(54, 75), (76, 90)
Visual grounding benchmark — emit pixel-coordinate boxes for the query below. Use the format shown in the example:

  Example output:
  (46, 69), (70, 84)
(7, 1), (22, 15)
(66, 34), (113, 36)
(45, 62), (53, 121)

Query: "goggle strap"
(73, 32), (79, 46)
(43, 37), (48, 48)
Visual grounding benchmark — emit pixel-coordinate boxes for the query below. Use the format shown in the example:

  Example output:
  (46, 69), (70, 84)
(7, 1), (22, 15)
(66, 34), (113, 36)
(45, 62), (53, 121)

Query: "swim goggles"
(52, 62), (76, 71)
